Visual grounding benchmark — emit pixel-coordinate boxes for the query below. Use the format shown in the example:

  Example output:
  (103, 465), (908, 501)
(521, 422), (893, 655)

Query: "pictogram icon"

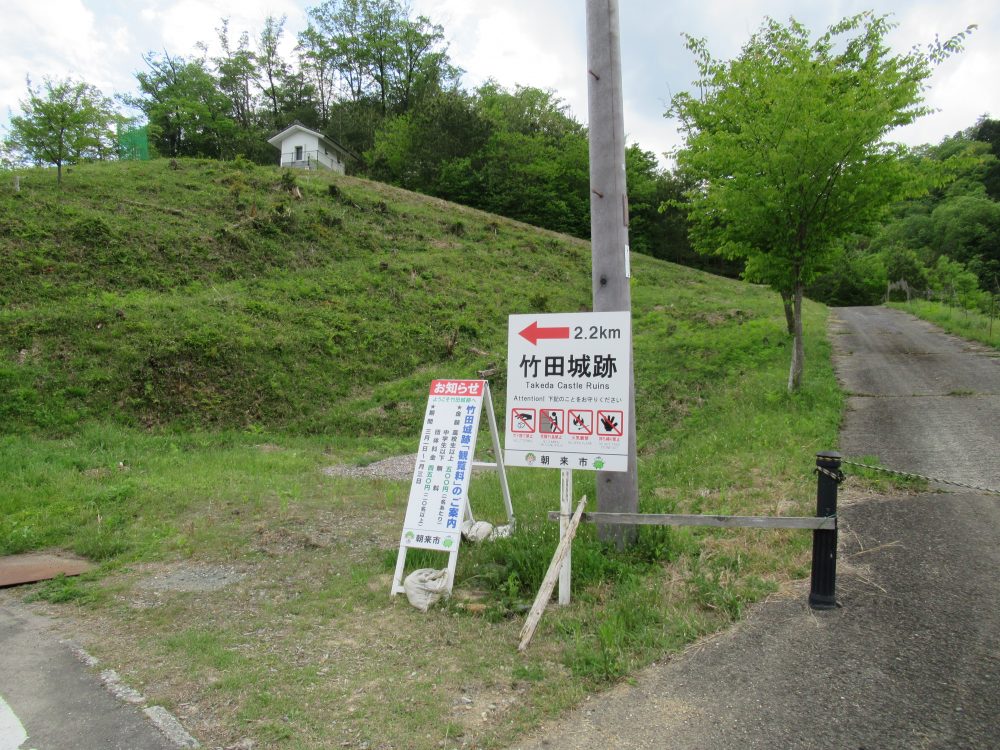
(567, 409), (594, 435)
(511, 408), (535, 433)
(596, 410), (623, 437)
(540, 408), (564, 434)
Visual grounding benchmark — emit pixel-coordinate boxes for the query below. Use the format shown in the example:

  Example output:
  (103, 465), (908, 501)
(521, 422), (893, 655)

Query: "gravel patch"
(321, 454), (417, 481)
(137, 564), (247, 593)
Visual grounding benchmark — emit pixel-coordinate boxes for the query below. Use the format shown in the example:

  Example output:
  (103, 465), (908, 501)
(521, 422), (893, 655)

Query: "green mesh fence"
(118, 126), (150, 161)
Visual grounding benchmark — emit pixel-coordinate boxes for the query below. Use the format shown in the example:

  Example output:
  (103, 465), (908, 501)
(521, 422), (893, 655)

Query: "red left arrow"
(519, 321), (570, 346)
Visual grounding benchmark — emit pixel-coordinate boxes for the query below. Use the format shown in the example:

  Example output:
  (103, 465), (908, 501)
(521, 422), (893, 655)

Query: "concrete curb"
(64, 640), (199, 748)
(144, 707), (201, 749)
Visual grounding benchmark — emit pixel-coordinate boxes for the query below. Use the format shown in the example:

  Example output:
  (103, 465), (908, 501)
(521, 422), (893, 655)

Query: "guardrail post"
(809, 451), (841, 610)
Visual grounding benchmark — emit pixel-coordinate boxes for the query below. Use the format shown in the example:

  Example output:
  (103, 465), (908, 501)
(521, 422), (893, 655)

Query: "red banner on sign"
(429, 379), (486, 396)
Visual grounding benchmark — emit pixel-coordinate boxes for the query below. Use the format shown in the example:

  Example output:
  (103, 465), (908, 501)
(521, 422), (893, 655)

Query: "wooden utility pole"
(586, 0), (638, 547)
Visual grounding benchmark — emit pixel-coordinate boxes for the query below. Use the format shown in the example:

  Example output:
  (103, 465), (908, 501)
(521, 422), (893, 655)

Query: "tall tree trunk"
(780, 289), (795, 335)
(787, 281), (804, 391)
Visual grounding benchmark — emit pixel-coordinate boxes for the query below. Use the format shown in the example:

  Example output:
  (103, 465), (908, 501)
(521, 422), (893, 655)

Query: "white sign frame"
(391, 380), (513, 598)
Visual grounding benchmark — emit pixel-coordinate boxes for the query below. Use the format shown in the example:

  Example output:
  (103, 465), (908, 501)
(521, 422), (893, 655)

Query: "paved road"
(512, 305), (1000, 750)
(0, 603), (181, 749)
(833, 306), (1000, 488)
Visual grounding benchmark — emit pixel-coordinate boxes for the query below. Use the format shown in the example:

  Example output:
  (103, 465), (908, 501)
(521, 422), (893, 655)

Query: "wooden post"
(518, 497), (587, 652)
(559, 469), (572, 605)
(587, 0), (639, 548)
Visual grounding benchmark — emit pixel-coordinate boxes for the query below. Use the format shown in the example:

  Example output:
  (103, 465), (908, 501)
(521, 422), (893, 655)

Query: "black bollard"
(809, 451), (841, 610)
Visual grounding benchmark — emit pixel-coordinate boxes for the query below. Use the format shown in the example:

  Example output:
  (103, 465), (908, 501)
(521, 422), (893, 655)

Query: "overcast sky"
(2, 0), (996, 166)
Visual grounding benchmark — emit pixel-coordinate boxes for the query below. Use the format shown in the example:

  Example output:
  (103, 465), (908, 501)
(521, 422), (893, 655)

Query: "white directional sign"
(504, 311), (631, 472)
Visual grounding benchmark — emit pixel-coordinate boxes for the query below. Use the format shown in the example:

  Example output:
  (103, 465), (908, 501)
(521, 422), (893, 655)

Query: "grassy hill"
(1, 160), (851, 749)
(3, 158), (601, 434)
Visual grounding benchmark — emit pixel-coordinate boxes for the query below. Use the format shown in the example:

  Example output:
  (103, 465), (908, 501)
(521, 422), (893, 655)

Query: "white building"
(267, 122), (352, 174)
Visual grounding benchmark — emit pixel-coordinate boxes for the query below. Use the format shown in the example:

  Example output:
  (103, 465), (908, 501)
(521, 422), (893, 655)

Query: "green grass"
(2, 160), (594, 434)
(1, 159), (848, 749)
(889, 299), (1000, 349)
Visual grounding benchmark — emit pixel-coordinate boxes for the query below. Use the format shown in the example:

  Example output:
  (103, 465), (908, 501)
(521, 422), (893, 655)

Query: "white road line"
(0, 696), (34, 750)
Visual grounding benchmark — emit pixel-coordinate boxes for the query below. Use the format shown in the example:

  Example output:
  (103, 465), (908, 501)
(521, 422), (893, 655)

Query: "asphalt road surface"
(0, 604), (180, 750)
(511, 305), (1000, 750)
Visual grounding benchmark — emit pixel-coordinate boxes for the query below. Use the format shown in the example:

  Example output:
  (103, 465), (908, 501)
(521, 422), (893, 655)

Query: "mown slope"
(1, 159), (598, 434)
(1, 159), (823, 442)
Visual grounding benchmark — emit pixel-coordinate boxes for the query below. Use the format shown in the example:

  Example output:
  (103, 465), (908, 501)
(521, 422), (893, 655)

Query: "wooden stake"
(518, 496), (587, 652)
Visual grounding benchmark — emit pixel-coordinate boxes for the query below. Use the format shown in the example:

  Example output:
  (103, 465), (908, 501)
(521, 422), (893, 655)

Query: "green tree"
(808, 238), (888, 306)
(880, 245), (929, 292)
(256, 15), (290, 129)
(297, 25), (337, 127)
(301, 0), (458, 152)
(367, 88), (489, 193)
(214, 19), (258, 130)
(211, 19), (272, 161)
(131, 52), (236, 159)
(669, 13), (974, 390)
(210, 15), (321, 161)
(368, 83), (590, 235)
(5, 76), (121, 183)
(471, 84), (590, 236)
(861, 127), (996, 293)
(368, 81), (683, 256)
(928, 255), (984, 309)
(930, 195), (1000, 276)
(972, 117), (1000, 199)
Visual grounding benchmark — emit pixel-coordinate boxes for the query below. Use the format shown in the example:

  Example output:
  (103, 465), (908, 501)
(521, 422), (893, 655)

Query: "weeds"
(890, 299), (1000, 349)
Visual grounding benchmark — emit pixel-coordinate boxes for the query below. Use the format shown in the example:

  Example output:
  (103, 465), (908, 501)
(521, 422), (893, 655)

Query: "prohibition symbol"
(540, 408), (564, 434)
(511, 408), (535, 433)
(597, 410), (624, 437)
(568, 409), (593, 435)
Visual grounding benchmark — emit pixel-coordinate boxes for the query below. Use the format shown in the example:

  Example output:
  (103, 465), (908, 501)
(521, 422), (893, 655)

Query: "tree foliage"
(972, 117), (1000, 200)
(366, 81), (679, 250)
(5, 76), (122, 183)
(299, 0), (459, 151)
(669, 13), (972, 390)
(823, 121), (1000, 307)
(131, 52), (237, 159)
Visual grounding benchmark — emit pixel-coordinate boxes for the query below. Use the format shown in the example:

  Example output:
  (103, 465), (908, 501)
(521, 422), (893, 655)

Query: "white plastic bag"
(403, 568), (449, 612)
(461, 519), (495, 542)
(489, 524), (512, 540)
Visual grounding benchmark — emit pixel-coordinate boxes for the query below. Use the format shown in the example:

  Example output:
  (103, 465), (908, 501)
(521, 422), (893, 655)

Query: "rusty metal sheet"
(0, 552), (93, 588)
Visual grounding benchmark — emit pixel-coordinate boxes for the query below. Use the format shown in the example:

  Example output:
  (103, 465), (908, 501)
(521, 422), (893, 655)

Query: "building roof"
(267, 121), (354, 160)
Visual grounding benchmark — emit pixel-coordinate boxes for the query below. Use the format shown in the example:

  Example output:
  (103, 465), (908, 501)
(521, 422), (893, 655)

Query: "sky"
(1, 0), (997, 167)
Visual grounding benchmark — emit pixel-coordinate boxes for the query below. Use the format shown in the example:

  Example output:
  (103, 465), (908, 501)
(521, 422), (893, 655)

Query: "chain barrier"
(840, 460), (1000, 496)
(814, 465), (845, 483)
